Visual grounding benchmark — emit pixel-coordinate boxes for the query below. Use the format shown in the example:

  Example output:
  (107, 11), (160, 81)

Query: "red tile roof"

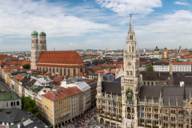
(15, 74), (25, 81)
(180, 54), (192, 59)
(0, 54), (8, 60)
(43, 87), (81, 101)
(172, 61), (192, 65)
(37, 51), (83, 67)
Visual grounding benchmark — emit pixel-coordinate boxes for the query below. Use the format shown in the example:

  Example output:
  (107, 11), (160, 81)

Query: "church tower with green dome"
(31, 31), (47, 70)
(31, 31), (39, 70)
(39, 32), (47, 51)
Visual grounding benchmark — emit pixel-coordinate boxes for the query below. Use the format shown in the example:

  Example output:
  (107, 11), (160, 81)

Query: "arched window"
(130, 35), (133, 40)
(132, 46), (134, 52)
(17, 101), (20, 106)
(129, 46), (131, 52)
(130, 71), (133, 76)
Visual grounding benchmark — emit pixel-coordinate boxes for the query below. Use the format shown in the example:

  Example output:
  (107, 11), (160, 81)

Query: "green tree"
(146, 64), (154, 72)
(22, 96), (39, 116)
(23, 64), (31, 70)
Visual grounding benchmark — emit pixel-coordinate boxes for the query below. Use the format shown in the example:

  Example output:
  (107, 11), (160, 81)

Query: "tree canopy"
(22, 96), (39, 116)
(146, 64), (154, 72)
(23, 64), (31, 70)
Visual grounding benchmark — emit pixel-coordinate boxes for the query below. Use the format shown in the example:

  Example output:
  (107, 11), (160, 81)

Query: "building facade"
(153, 62), (192, 72)
(0, 77), (21, 110)
(39, 87), (82, 128)
(96, 74), (122, 128)
(96, 15), (192, 128)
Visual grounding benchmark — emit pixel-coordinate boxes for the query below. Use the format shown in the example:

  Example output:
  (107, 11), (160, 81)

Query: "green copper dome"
(31, 31), (38, 36)
(39, 32), (46, 36)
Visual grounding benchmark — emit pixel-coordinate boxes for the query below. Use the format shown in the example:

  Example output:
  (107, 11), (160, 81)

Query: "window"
(130, 35), (133, 40)
(129, 46), (131, 52)
(73, 69), (76, 76)
(132, 46), (134, 52)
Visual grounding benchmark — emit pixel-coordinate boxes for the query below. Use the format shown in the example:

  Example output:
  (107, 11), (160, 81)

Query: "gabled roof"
(141, 71), (169, 81)
(37, 51), (83, 67)
(43, 87), (81, 101)
(0, 54), (8, 61)
(139, 85), (192, 107)
(102, 77), (121, 96)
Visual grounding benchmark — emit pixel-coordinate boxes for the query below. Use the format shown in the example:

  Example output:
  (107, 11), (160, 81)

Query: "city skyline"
(0, 0), (192, 51)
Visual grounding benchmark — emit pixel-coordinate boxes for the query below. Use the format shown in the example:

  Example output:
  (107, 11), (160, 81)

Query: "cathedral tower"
(122, 15), (139, 128)
(39, 32), (47, 51)
(31, 31), (39, 70)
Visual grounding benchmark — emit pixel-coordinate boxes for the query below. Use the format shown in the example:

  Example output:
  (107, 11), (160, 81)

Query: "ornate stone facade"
(96, 15), (192, 128)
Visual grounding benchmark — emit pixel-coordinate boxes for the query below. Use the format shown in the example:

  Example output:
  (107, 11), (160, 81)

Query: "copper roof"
(37, 51), (83, 67)
(43, 87), (81, 101)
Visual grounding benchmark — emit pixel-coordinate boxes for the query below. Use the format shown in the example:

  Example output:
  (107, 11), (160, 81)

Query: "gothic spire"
(129, 14), (133, 32)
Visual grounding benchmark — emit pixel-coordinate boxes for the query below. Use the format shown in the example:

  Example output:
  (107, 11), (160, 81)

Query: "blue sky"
(0, 0), (191, 51)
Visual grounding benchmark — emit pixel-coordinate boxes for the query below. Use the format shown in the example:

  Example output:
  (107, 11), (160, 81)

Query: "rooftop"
(139, 85), (192, 107)
(0, 109), (48, 128)
(0, 81), (19, 101)
(43, 87), (81, 101)
(37, 51), (84, 67)
(102, 77), (121, 96)
(0, 92), (19, 101)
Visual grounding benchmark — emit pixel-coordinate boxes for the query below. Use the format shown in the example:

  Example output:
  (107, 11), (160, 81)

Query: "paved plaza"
(63, 108), (103, 128)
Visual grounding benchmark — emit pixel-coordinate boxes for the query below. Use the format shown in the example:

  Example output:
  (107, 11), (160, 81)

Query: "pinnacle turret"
(129, 14), (133, 32)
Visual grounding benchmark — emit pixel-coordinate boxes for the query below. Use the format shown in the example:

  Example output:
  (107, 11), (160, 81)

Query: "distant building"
(31, 31), (84, 77)
(152, 46), (161, 59)
(153, 61), (192, 72)
(162, 47), (169, 59)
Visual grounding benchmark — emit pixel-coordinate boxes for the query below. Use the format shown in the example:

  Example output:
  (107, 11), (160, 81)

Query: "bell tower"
(122, 14), (139, 128)
(39, 32), (47, 51)
(31, 31), (39, 70)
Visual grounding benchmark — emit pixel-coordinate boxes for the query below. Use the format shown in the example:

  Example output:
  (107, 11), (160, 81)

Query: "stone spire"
(129, 14), (133, 32)
(97, 73), (103, 97)
(122, 14), (139, 128)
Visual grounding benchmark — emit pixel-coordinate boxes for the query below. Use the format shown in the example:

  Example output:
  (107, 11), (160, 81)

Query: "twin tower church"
(30, 31), (84, 77)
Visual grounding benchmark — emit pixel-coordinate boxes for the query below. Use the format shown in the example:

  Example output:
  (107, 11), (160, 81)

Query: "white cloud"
(175, 1), (191, 6)
(0, 0), (110, 37)
(137, 10), (192, 48)
(96, 0), (162, 15)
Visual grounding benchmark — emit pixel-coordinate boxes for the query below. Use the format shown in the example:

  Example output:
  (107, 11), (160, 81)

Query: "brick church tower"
(31, 31), (47, 70)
